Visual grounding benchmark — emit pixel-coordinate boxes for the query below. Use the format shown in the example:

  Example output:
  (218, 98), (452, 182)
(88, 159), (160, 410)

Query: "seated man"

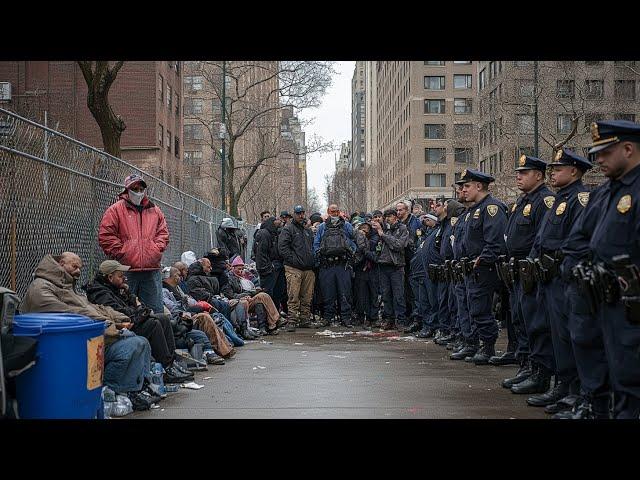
(83, 260), (194, 384)
(227, 257), (287, 335)
(162, 267), (235, 361)
(20, 253), (161, 411)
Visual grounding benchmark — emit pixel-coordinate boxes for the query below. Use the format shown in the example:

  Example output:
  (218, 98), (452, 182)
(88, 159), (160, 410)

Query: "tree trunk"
(227, 138), (237, 216)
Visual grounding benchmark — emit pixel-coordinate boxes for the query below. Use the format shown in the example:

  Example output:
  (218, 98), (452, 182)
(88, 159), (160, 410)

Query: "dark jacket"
(377, 221), (409, 267)
(83, 274), (150, 325)
(255, 217), (281, 276)
(216, 226), (241, 259)
(278, 218), (315, 270)
(185, 261), (220, 301)
(401, 213), (422, 262)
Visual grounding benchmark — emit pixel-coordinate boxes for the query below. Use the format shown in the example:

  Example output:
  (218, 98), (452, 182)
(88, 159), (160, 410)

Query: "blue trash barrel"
(13, 313), (106, 419)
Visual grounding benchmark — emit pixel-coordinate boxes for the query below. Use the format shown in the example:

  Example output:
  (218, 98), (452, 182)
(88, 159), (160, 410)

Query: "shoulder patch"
(577, 191), (590, 207)
(487, 205), (498, 217)
(544, 196), (555, 209)
(450, 217), (458, 226)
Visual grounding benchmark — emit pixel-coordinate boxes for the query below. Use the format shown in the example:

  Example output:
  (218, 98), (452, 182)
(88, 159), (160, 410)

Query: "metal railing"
(0, 107), (255, 298)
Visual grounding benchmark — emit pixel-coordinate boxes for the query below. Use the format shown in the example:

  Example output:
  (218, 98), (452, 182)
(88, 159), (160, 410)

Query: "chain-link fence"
(0, 107), (255, 298)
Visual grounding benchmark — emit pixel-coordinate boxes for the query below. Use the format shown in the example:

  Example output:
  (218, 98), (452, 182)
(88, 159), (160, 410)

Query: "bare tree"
(306, 187), (322, 214)
(184, 61), (335, 219)
(77, 61), (125, 157)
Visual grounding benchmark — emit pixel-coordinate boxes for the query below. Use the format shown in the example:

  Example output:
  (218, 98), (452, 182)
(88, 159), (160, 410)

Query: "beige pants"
(192, 312), (234, 358)
(247, 292), (280, 327)
(284, 265), (315, 322)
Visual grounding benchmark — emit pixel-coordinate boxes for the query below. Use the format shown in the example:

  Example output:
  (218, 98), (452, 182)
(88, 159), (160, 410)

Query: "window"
(184, 124), (204, 140)
(212, 98), (221, 116)
(490, 61), (497, 79)
(557, 114), (573, 134)
(167, 84), (172, 109)
(424, 99), (445, 114)
(166, 131), (171, 152)
(517, 114), (535, 134)
(425, 174), (446, 187)
(454, 74), (472, 89)
(615, 80), (636, 100)
(557, 79), (575, 98)
(454, 172), (462, 183)
(175, 61), (180, 75)
(186, 98), (204, 115)
(585, 61), (603, 66)
(454, 98), (472, 114)
(424, 124), (446, 139)
(615, 113), (636, 122)
(585, 80), (604, 99)
(517, 79), (535, 97)
(479, 159), (486, 172)
(424, 76), (445, 89)
(453, 61), (471, 64)
(158, 124), (163, 146)
(479, 68), (486, 90)
(174, 137), (180, 158)
(454, 148), (473, 164)
(454, 124), (473, 138)
(175, 94), (180, 116)
(425, 61), (445, 66)
(158, 74), (164, 102)
(185, 75), (203, 92)
(425, 148), (446, 164)
(184, 150), (203, 161)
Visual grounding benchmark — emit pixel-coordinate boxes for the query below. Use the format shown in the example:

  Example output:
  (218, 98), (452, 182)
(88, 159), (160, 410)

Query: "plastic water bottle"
(150, 362), (167, 395)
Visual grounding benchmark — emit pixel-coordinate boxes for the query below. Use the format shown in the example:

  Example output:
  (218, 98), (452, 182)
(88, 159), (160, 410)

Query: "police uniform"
(459, 169), (508, 364)
(424, 219), (446, 335)
(587, 120), (640, 418)
(441, 211), (461, 343)
(503, 156), (556, 392)
(521, 149), (593, 407)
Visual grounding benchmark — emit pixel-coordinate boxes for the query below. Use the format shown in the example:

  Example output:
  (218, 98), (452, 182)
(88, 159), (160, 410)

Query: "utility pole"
(220, 60), (227, 212)
(533, 60), (539, 157)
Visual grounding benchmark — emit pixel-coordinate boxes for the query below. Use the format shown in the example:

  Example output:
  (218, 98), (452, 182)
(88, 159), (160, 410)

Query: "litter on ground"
(181, 382), (204, 390)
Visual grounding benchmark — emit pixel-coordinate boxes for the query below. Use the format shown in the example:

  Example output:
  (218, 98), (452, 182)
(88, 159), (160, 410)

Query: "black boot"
(435, 331), (454, 346)
(511, 363), (551, 395)
(489, 350), (519, 366)
(450, 343), (478, 360)
(501, 357), (531, 389)
(527, 377), (572, 407)
(468, 341), (496, 365)
(403, 321), (421, 334)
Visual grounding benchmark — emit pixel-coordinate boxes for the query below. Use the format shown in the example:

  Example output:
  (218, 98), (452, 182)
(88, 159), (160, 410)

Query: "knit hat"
(231, 256), (245, 267)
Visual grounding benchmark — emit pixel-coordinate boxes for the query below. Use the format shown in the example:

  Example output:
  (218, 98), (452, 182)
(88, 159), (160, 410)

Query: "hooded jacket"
(216, 226), (241, 259)
(278, 218), (315, 270)
(83, 274), (151, 325)
(255, 217), (281, 276)
(98, 192), (169, 271)
(20, 255), (128, 345)
(185, 261), (220, 301)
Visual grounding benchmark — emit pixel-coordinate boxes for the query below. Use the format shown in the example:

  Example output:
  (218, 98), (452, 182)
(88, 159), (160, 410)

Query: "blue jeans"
(126, 270), (163, 314)
(221, 317), (245, 346)
(186, 329), (213, 351)
(104, 336), (151, 394)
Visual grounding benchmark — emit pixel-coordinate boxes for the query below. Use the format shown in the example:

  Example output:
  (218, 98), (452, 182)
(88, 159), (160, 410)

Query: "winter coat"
(225, 272), (255, 299)
(98, 192), (169, 271)
(353, 230), (374, 271)
(216, 226), (241, 259)
(20, 255), (128, 345)
(185, 262), (220, 301)
(377, 222), (409, 267)
(255, 217), (280, 276)
(278, 219), (315, 271)
(83, 274), (151, 325)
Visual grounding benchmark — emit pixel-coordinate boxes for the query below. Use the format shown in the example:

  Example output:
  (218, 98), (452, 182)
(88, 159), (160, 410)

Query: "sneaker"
(164, 364), (194, 384)
(223, 348), (237, 359)
(127, 390), (153, 411)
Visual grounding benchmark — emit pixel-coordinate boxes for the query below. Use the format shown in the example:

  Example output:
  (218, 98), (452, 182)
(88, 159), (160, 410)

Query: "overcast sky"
(299, 61), (355, 211)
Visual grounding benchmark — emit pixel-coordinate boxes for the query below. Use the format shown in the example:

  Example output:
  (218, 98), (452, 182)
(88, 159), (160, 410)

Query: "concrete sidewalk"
(132, 328), (547, 419)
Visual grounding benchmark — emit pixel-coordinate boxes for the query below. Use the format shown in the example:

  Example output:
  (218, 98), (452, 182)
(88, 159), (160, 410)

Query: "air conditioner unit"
(0, 82), (11, 101)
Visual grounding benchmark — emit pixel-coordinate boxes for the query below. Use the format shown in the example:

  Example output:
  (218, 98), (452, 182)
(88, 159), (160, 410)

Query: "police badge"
(577, 191), (590, 207)
(416, 229), (422, 237)
(617, 194), (632, 214)
(556, 202), (567, 215)
(544, 196), (555, 209)
(523, 204), (531, 216)
(487, 205), (498, 217)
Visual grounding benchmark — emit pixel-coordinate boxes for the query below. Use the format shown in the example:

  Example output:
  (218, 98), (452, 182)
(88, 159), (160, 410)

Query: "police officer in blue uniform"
(441, 199), (466, 348)
(523, 148), (593, 409)
(583, 120), (640, 419)
(458, 169), (508, 364)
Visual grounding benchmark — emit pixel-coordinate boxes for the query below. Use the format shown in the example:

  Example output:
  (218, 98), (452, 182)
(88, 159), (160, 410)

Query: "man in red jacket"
(99, 174), (169, 314)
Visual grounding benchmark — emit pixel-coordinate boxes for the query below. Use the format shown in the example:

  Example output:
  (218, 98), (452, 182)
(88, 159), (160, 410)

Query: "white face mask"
(128, 189), (146, 206)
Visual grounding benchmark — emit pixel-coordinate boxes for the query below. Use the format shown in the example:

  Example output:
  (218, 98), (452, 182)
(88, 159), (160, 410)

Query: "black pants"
(379, 264), (406, 325)
(354, 268), (379, 320)
(132, 314), (175, 367)
(319, 263), (352, 323)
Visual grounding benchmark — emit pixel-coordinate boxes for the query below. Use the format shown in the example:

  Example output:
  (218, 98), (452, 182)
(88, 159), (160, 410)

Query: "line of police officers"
(422, 120), (640, 419)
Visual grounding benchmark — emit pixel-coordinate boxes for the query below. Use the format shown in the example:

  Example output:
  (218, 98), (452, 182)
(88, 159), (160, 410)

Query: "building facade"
(0, 61), (184, 187)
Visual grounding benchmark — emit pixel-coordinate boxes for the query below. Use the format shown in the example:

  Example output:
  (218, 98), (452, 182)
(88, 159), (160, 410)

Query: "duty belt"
(497, 255), (519, 289)
(572, 254), (640, 324)
(532, 251), (564, 284)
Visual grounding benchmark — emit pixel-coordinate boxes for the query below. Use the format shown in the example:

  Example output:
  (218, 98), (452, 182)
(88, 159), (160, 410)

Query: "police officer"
(441, 199), (466, 349)
(501, 155), (556, 392)
(458, 169), (507, 364)
(314, 204), (357, 327)
(415, 214), (439, 338)
(406, 213), (436, 334)
(522, 149), (593, 410)
(583, 120), (640, 419)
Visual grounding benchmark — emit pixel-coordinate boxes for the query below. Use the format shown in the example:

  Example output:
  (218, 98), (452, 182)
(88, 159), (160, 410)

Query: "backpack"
(319, 221), (350, 257)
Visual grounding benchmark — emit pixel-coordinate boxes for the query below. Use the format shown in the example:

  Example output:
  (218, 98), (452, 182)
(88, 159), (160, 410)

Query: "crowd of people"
(13, 119), (640, 419)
